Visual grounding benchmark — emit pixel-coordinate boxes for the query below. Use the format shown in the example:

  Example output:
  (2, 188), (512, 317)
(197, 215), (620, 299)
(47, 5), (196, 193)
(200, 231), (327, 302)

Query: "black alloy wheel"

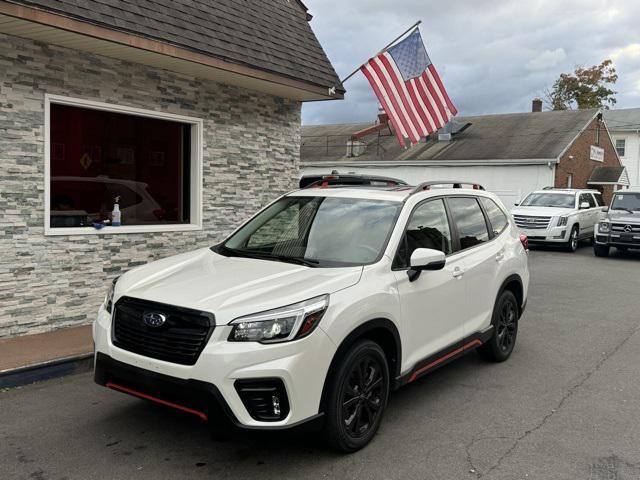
(341, 354), (385, 438)
(478, 290), (519, 362)
(495, 298), (517, 354)
(324, 340), (389, 452)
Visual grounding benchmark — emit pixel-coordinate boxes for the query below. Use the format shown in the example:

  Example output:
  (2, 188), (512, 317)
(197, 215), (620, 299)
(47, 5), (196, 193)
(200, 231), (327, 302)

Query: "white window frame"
(615, 138), (626, 157)
(44, 94), (203, 236)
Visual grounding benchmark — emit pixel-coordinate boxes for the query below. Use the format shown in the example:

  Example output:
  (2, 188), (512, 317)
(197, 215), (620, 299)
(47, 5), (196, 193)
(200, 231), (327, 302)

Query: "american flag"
(361, 29), (457, 147)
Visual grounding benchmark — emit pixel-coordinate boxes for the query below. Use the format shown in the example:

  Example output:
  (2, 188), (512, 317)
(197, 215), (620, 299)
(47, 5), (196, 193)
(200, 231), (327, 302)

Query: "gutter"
(301, 158), (559, 168)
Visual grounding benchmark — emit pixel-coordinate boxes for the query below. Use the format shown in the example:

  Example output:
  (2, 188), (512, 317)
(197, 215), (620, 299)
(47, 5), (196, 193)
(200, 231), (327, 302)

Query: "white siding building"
(302, 109), (625, 208)
(604, 108), (640, 187)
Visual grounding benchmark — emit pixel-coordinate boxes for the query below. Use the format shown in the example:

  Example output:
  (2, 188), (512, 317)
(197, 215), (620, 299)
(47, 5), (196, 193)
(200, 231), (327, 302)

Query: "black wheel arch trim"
(319, 318), (401, 414)
(497, 274), (525, 317)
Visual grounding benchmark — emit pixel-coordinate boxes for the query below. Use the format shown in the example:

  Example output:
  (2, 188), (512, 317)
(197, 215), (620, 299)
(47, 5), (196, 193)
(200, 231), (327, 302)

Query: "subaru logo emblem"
(624, 225), (633, 233)
(143, 312), (166, 328)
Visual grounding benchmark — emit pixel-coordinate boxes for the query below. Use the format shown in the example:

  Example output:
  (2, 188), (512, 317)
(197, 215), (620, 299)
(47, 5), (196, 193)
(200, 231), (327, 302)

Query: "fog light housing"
(235, 379), (290, 421)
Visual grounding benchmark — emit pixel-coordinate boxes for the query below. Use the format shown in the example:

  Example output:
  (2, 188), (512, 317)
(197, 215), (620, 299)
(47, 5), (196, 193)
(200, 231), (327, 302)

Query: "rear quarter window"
(480, 197), (509, 236)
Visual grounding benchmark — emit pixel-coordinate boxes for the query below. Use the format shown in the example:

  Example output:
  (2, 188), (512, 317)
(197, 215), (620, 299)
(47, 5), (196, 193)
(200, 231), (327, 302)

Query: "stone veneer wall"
(0, 33), (301, 338)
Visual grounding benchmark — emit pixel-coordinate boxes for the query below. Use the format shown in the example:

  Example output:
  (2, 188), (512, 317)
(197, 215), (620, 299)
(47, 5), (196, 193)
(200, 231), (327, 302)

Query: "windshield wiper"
(221, 247), (320, 267)
(271, 255), (320, 267)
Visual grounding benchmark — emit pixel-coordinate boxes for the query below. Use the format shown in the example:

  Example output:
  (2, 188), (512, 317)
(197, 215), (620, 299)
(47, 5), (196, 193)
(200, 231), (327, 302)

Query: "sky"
(301, 0), (640, 125)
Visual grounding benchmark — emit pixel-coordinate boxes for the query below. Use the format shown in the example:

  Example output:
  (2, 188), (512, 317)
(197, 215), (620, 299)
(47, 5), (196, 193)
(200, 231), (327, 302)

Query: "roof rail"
(410, 180), (485, 195)
(302, 173), (407, 189)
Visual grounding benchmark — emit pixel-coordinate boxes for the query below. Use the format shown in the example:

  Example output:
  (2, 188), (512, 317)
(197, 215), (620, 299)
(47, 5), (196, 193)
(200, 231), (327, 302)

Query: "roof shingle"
(8, 0), (342, 91)
(301, 109), (599, 164)
(588, 166), (628, 184)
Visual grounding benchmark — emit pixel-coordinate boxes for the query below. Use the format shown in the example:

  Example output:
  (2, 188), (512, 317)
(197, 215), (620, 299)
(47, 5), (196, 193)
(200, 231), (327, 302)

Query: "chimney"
(532, 98), (542, 112)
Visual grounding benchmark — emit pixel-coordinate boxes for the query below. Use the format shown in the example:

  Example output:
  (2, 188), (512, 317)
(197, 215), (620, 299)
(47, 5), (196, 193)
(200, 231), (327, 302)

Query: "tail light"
(519, 234), (529, 251)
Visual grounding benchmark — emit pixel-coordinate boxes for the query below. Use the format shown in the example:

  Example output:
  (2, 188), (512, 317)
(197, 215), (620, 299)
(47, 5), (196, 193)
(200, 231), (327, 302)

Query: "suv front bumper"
(595, 231), (640, 248)
(93, 304), (337, 429)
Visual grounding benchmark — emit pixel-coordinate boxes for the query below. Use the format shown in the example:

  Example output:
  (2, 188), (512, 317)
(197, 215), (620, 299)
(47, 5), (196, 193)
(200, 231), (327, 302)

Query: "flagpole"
(338, 20), (422, 85)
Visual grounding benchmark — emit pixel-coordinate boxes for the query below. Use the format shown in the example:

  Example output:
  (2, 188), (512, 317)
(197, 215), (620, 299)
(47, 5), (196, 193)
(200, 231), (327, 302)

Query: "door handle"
(495, 250), (505, 262)
(452, 267), (465, 278)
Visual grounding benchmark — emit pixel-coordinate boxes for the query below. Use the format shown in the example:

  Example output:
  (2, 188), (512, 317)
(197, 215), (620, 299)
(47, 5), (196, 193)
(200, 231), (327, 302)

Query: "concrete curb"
(0, 353), (94, 389)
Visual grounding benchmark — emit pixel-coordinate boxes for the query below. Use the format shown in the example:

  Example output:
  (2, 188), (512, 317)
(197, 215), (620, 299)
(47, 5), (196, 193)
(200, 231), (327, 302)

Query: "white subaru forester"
(93, 181), (530, 452)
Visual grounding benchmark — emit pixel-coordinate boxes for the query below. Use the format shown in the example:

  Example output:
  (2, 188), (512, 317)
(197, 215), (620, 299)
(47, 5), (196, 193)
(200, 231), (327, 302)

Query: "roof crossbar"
(410, 181), (485, 195)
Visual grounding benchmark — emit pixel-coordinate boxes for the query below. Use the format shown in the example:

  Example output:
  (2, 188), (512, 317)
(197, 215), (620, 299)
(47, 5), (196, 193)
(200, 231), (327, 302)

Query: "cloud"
(526, 48), (567, 71)
(302, 0), (640, 124)
(610, 43), (640, 60)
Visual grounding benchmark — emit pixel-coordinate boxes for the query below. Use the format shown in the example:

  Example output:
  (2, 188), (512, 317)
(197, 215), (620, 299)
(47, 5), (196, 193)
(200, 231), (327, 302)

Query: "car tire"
(594, 244), (610, 257)
(565, 225), (579, 252)
(324, 339), (390, 453)
(478, 290), (519, 363)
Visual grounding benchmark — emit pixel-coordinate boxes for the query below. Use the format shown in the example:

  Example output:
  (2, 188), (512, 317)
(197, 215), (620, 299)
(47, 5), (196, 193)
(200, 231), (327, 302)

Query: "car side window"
(579, 193), (594, 208)
(448, 197), (490, 250)
(394, 199), (452, 269)
(479, 197), (508, 236)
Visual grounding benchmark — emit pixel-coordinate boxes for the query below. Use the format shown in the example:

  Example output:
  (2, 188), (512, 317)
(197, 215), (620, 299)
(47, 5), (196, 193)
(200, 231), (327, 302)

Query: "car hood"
(606, 211), (640, 224)
(511, 206), (575, 217)
(114, 248), (363, 325)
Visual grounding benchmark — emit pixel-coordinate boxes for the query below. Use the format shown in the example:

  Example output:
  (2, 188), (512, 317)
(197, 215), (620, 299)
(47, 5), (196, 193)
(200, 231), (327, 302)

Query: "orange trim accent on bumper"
(105, 382), (208, 421)
(408, 339), (483, 383)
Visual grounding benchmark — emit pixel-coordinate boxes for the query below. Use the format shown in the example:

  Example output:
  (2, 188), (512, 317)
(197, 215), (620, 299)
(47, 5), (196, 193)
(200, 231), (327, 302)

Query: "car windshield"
(611, 193), (640, 212)
(521, 193), (575, 208)
(216, 196), (402, 267)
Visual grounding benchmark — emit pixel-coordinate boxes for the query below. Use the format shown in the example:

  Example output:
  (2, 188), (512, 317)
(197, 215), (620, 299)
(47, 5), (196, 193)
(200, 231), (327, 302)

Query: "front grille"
(113, 296), (215, 366)
(513, 215), (552, 229)
(611, 223), (640, 232)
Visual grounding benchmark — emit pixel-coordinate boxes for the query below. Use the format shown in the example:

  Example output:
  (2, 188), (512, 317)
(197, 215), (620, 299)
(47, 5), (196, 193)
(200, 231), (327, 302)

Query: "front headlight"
(599, 221), (610, 233)
(228, 294), (329, 343)
(557, 216), (568, 227)
(104, 277), (119, 313)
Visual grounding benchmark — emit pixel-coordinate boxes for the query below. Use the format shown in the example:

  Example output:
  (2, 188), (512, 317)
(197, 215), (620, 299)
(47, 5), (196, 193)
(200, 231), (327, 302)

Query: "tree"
(545, 60), (618, 110)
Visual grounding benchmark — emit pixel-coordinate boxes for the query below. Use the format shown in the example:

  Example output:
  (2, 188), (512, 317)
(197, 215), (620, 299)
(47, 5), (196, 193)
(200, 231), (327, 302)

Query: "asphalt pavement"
(2, 245), (640, 480)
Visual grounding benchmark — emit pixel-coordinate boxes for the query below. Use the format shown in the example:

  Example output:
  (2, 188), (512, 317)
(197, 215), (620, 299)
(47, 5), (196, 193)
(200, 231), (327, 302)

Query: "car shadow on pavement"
(84, 351), (488, 475)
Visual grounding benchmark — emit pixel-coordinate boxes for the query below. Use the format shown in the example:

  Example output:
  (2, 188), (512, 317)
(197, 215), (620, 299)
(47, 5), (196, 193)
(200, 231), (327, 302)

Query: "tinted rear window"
(448, 197), (490, 250)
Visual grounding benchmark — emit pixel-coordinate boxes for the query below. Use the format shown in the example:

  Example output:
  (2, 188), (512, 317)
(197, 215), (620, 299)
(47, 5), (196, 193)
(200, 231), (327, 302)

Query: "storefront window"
(49, 103), (192, 228)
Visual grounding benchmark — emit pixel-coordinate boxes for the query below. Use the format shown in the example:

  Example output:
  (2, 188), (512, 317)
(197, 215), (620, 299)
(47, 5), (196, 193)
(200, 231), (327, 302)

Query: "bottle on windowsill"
(112, 196), (121, 227)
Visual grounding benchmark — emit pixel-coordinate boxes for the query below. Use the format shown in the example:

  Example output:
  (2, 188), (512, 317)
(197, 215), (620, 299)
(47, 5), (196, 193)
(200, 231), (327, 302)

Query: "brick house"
(0, 0), (343, 338)
(301, 103), (627, 208)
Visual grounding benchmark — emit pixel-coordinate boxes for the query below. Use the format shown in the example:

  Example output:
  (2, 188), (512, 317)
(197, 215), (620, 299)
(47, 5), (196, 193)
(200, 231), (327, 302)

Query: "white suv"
(93, 181), (530, 452)
(511, 188), (605, 251)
